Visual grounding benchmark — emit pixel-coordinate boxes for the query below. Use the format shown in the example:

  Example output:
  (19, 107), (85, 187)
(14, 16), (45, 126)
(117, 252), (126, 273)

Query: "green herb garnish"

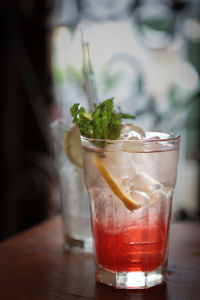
(70, 98), (135, 140)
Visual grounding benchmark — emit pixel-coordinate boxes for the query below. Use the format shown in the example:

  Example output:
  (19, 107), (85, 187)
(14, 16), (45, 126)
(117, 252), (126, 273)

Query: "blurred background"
(0, 0), (199, 241)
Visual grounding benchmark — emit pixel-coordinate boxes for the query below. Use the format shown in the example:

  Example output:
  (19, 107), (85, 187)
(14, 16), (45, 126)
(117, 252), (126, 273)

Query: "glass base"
(96, 265), (166, 289)
(64, 234), (93, 254)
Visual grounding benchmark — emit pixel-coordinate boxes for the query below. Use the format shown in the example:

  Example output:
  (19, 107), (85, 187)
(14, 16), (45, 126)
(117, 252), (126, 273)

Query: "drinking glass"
(81, 132), (180, 288)
(51, 120), (93, 253)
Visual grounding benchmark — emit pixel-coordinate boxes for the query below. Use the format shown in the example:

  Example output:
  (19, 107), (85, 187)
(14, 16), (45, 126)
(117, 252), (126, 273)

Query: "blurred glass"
(51, 120), (93, 253)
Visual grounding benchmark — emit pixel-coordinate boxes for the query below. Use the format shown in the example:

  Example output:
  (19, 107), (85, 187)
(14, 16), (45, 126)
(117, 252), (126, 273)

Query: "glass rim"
(81, 131), (180, 144)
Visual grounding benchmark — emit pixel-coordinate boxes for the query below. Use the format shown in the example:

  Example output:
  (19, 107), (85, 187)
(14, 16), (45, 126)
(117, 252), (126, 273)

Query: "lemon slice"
(120, 123), (145, 139)
(92, 154), (140, 211)
(64, 125), (83, 168)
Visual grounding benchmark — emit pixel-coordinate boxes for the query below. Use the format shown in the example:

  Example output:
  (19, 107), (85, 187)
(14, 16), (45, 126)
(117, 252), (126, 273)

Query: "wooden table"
(0, 216), (199, 300)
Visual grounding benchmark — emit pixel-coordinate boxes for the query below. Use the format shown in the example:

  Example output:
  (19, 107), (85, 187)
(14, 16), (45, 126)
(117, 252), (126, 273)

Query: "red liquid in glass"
(93, 220), (167, 272)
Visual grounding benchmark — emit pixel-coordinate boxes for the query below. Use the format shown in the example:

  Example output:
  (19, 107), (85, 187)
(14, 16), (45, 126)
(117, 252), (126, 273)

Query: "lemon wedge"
(92, 154), (140, 211)
(120, 123), (145, 139)
(64, 125), (83, 168)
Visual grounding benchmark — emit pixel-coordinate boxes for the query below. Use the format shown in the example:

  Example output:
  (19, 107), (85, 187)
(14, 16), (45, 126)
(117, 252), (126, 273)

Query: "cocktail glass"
(51, 120), (93, 253)
(81, 131), (180, 288)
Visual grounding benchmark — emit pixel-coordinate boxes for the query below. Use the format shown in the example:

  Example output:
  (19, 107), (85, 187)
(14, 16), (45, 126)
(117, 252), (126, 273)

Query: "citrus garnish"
(64, 125), (83, 168)
(120, 123), (145, 139)
(92, 154), (140, 211)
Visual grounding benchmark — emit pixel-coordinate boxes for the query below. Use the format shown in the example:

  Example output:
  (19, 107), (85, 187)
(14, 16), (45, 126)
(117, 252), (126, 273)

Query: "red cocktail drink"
(93, 219), (167, 272)
(81, 130), (180, 289)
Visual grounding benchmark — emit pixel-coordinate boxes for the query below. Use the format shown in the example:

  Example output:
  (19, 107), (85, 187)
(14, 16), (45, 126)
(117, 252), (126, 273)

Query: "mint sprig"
(70, 98), (135, 140)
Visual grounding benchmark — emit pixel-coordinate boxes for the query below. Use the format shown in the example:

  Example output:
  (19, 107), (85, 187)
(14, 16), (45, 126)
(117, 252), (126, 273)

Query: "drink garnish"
(92, 154), (139, 211)
(70, 98), (135, 140)
(64, 125), (83, 168)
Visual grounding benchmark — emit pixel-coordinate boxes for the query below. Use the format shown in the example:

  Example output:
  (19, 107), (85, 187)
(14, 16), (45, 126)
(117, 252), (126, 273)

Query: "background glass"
(51, 120), (93, 253)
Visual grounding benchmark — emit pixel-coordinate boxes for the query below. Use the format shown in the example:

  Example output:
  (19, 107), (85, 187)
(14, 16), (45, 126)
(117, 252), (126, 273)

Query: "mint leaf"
(70, 98), (135, 140)
(70, 103), (94, 138)
(70, 103), (80, 123)
(91, 98), (114, 139)
(105, 113), (121, 139)
(118, 112), (136, 120)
